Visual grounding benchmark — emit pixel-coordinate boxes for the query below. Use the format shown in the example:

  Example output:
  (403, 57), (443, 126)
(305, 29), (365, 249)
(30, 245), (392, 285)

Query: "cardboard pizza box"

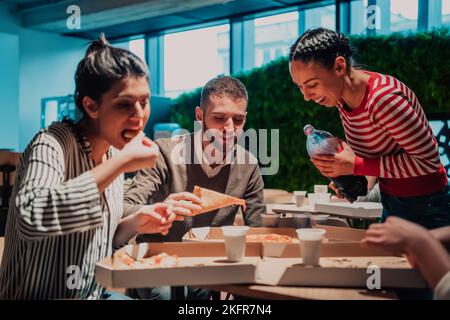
(314, 202), (382, 219)
(96, 241), (425, 290)
(256, 255), (426, 289)
(95, 242), (260, 289)
(183, 226), (366, 257)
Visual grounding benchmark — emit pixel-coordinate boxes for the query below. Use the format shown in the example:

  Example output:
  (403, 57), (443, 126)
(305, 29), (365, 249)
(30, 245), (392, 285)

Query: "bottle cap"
(303, 124), (314, 135)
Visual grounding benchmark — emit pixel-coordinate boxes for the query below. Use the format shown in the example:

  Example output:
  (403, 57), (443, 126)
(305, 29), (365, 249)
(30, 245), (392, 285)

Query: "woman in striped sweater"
(289, 28), (449, 228)
(0, 35), (191, 299)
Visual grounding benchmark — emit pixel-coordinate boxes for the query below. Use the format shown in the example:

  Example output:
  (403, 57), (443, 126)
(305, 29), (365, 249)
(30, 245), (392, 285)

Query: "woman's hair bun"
(85, 33), (110, 57)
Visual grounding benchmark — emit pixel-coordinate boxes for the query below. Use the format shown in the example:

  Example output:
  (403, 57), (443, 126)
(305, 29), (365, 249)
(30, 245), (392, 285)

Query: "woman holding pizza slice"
(289, 28), (449, 228)
(0, 35), (192, 300)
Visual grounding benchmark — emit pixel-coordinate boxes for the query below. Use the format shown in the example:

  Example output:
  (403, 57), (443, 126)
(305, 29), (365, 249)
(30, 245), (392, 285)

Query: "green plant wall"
(170, 29), (450, 192)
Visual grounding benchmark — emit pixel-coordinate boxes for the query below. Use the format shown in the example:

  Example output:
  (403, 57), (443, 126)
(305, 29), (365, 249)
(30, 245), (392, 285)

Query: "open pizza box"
(255, 244), (426, 289)
(96, 241), (426, 290)
(314, 202), (383, 219)
(95, 242), (260, 289)
(182, 226), (367, 257)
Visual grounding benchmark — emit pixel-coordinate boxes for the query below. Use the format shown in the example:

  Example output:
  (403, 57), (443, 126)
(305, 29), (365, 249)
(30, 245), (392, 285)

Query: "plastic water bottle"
(304, 124), (368, 203)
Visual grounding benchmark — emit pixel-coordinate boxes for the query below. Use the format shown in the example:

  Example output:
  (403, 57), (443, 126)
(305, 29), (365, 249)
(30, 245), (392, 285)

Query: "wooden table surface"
(200, 284), (398, 300)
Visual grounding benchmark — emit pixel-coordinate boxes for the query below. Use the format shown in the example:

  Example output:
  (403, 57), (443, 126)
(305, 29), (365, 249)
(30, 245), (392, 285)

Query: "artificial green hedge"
(170, 29), (450, 192)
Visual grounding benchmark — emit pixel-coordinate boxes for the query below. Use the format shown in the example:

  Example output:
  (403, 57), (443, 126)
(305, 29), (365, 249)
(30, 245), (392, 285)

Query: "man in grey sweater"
(123, 75), (264, 245)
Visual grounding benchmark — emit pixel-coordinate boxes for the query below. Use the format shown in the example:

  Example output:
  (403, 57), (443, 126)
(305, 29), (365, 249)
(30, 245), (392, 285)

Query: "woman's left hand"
(311, 141), (356, 178)
(134, 203), (184, 235)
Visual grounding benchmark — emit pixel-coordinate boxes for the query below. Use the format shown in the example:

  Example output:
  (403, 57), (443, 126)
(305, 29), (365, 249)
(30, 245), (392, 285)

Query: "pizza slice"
(246, 233), (298, 243)
(189, 185), (246, 215)
(113, 251), (178, 269)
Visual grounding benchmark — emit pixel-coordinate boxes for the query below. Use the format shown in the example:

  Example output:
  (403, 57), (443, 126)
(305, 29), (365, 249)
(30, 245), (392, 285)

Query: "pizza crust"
(192, 185), (246, 215)
(114, 251), (178, 269)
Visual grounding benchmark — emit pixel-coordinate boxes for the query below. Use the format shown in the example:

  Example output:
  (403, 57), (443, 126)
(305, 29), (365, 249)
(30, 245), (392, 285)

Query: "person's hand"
(134, 203), (184, 235)
(361, 216), (430, 254)
(164, 192), (202, 216)
(328, 181), (344, 198)
(311, 141), (355, 178)
(405, 253), (417, 269)
(118, 131), (159, 172)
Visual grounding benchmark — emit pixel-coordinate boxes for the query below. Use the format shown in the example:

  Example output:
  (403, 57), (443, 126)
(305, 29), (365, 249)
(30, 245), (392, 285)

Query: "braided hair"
(289, 28), (354, 70)
(74, 33), (149, 117)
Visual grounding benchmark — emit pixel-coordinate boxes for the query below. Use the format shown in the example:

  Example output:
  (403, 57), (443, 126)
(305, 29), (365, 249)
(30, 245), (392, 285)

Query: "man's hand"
(164, 192), (202, 216)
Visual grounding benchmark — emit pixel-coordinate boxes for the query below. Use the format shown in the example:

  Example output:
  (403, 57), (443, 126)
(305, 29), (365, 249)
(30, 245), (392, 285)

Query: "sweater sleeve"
(242, 165), (264, 227)
(16, 133), (102, 241)
(354, 90), (441, 179)
(434, 271), (450, 300)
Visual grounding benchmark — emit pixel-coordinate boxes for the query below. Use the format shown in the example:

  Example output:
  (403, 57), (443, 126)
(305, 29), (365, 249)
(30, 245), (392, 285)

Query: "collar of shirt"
(177, 131), (257, 178)
(193, 130), (228, 178)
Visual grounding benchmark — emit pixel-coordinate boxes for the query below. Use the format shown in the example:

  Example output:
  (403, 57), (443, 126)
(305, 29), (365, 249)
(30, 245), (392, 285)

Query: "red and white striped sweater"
(337, 71), (448, 197)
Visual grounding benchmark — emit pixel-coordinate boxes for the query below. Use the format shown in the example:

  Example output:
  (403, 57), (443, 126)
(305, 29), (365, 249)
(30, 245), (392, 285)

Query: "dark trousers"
(381, 185), (450, 229)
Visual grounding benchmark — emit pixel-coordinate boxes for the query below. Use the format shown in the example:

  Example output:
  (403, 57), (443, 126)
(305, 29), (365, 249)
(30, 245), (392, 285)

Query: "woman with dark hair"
(0, 34), (191, 299)
(289, 28), (449, 228)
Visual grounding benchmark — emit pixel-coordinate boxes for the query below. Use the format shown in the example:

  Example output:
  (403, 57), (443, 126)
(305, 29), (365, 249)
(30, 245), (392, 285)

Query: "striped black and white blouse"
(0, 121), (123, 299)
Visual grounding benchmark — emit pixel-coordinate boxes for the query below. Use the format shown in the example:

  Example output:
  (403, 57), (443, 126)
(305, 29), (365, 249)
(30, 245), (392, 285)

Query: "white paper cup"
(314, 185), (328, 193)
(310, 214), (330, 226)
(308, 193), (331, 207)
(307, 193), (320, 207)
(292, 213), (311, 228)
(296, 228), (326, 266)
(261, 213), (281, 227)
(319, 193), (331, 203)
(293, 191), (307, 206)
(221, 226), (249, 262)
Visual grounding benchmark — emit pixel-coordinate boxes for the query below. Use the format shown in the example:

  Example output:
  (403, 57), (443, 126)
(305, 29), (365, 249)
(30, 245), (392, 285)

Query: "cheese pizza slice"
(191, 185), (246, 215)
(246, 233), (298, 243)
(113, 251), (178, 269)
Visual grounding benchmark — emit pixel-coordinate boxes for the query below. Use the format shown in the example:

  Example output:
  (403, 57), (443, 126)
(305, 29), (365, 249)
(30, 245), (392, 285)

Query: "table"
(200, 284), (397, 300)
(270, 203), (381, 228)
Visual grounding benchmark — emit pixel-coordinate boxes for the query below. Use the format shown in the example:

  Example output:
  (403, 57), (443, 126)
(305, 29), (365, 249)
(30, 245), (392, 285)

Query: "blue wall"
(0, 2), (86, 151)
(0, 32), (19, 151)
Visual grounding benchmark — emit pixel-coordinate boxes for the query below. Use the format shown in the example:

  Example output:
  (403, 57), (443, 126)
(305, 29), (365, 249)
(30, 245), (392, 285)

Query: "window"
(114, 38), (146, 63)
(163, 24), (230, 98)
(129, 38), (146, 63)
(350, 0), (369, 34)
(443, 0), (450, 27)
(390, 0), (418, 32)
(253, 11), (299, 68)
(305, 4), (336, 31)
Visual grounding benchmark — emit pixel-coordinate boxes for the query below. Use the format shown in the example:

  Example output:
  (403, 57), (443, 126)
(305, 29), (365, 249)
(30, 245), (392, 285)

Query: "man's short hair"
(200, 75), (248, 110)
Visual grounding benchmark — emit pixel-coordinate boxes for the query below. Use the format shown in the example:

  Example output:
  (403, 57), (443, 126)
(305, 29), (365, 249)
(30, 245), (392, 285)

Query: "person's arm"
(16, 133), (101, 241)
(407, 232), (450, 289)
(17, 131), (158, 241)
(362, 217), (450, 290)
(242, 165), (265, 227)
(113, 202), (183, 248)
(354, 90), (442, 179)
(123, 139), (169, 217)
(430, 227), (450, 252)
